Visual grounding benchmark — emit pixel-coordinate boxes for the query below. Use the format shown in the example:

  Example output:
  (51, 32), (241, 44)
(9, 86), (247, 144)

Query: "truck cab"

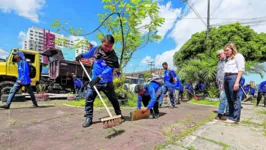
(0, 49), (41, 96)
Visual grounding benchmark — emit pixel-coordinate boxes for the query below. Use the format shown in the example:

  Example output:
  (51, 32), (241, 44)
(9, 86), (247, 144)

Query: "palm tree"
(177, 52), (217, 85)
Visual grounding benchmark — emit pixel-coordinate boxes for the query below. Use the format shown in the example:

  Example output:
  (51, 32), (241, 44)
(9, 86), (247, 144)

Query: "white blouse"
(224, 53), (245, 73)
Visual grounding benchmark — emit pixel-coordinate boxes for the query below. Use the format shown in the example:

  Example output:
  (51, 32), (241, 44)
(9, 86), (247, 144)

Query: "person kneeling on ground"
(134, 81), (163, 119)
(257, 81), (266, 107)
(0, 51), (38, 109)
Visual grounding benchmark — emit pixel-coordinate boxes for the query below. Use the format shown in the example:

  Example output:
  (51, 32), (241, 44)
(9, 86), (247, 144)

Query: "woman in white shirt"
(223, 43), (245, 124)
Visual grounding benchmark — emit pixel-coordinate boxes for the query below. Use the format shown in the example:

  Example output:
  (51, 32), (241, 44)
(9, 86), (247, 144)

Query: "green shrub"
(207, 86), (219, 98)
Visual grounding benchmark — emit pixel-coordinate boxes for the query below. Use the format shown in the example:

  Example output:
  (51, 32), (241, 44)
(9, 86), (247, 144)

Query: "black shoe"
(0, 104), (10, 109)
(33, 103), (39, 107)
(120, 115), (125, 122)
(153, 113), (160, 119)
(82, 118), (93, 128)
(159, 104), (162, 108)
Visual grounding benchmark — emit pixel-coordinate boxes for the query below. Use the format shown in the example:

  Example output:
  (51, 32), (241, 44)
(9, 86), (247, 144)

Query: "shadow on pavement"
(105, 128), (125, 139)
(159, 112), (167, 117)
(5, 105), (55, 110)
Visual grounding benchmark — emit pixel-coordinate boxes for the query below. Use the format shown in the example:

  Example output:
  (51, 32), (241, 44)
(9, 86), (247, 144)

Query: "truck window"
(11, 53), (35, 63)
(24, 54), (35, 63)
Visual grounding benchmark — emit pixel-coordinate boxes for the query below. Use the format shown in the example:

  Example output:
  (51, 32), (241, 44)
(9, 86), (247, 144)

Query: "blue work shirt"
(240, 77), (245, 86)
(137, 82), (161, 109)
(258, 81), (266, 93)
(250, 88), (256, 95)
(74, 78), (83, 88)
(200, 83), (205, 90)
(187, 84), (193, 92)
(179, 84), (184, 92)
(175, 76), (181, 90)
(82, 47), (114, 83)
(16, 52), (31, 85)
(163, 69), (177, 87)
(244, 85), (250, 93)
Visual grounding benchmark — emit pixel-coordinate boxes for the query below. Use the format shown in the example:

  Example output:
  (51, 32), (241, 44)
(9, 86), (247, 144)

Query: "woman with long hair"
(223, 43), (245, 123)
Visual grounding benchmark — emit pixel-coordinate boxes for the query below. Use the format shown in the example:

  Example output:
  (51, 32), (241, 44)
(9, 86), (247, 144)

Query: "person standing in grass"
(223, 43), (245, 124)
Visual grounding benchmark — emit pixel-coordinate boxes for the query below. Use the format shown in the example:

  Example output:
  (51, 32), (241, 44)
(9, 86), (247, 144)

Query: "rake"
(187, 90), (199, 100)
(241, 86), (253, 102)
(79, 61), (122, 128)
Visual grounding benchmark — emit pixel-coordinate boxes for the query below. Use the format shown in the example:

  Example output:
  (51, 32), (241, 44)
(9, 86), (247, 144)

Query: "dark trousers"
(257, 92), (266, 106)
(224, 75), (241, 122)
(7, 83), (37, 106)
(85, 83), (121, 118)
(179, 91), (183, 102)
(142, 95), (159, 115)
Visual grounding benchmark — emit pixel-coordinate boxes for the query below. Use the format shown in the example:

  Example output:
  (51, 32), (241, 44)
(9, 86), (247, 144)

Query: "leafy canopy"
(174, 23), (266, 83)
(51, 0), (165, 70)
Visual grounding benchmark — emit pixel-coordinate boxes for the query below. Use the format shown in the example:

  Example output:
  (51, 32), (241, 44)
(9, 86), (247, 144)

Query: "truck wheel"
(1, 94), (26, 102)
(0, 81), (22, 97)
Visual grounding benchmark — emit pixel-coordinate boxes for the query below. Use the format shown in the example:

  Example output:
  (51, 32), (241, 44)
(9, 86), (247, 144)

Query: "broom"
(241, 86), (253, 102)
(79, 61), (122, 128)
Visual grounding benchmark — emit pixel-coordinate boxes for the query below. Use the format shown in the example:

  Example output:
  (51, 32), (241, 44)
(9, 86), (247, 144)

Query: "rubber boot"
(82, 118), (93, 128)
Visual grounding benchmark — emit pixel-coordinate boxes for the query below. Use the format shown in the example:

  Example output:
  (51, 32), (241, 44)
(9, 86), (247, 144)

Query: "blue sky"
(0, 0), (265, 84)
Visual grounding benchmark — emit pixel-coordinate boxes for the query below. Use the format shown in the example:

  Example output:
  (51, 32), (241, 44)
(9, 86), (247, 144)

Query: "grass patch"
(256, 109), (266, 115)
(263, 130), (266, 136)
(66, 93), (138, 108)
(8, 118), (18, 126)
(189, 99), (219, 107)
(242, 118), (252, 125)
(196, 135), (230, 150)
(155, 114), (216, 150)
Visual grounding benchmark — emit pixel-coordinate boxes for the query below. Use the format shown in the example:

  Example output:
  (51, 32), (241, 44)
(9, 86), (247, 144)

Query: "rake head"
(243, 95), (253, 102)
(101, 115), (122, 129)
(194, 95), (199, 101)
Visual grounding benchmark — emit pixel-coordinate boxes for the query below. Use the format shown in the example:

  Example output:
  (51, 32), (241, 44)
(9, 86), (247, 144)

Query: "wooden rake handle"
(240, 86), (248, 97)
(79, 61), (113, 117)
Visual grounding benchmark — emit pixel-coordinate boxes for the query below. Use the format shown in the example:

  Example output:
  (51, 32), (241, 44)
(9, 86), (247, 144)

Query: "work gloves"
(75, 54), (83, 61)
(89, 76), (101, 87)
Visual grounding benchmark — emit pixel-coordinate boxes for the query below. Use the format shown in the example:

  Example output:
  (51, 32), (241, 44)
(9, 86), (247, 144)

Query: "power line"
(184, 0), (207, 27)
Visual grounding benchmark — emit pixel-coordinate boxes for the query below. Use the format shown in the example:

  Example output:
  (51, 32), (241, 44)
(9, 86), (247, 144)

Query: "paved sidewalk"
(162, 102), (266, 150)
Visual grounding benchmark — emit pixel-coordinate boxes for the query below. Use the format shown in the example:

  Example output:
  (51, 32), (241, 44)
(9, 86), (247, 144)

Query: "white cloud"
(154, 49), (177, 69)
(141, 56), (154, 65)
(155, 0), (266, 68)
(18, 31), (27, 46)
(90, 41), (97, 46)
(0, 48), (9, 59)
(138, 2), (181, 41)
(157, 2), (182, 39)
(0, 0), (46, 23)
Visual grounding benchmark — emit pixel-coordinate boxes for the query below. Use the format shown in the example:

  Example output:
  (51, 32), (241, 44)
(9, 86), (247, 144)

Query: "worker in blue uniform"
(257, 81), (266, 107)
(162, 62), (177, 107)
(76, 35), (123, 128)
(175, 76), (181, 104)
(72, 74), (83, 94)
(0, 51), (38, 109)
(134, 81), (163, 119)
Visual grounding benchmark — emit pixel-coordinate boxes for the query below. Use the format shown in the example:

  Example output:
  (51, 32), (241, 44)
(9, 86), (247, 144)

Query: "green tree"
(51, 0), (165, 70)
(174, 23), (266, 83)
(143, 71), (152, 81)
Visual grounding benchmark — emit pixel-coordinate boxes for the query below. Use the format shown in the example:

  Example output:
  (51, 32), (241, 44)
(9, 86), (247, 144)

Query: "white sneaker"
(225, 119), (237, 124)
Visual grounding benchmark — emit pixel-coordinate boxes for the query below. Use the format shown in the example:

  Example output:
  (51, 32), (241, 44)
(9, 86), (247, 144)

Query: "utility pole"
(207, 0), (211, 56)
(147, 61), (155, 73)
(207, 0), (210, 36)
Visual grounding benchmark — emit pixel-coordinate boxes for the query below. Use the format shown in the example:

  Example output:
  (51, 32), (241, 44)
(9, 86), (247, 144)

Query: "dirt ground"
(0, 101), (215, 150)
